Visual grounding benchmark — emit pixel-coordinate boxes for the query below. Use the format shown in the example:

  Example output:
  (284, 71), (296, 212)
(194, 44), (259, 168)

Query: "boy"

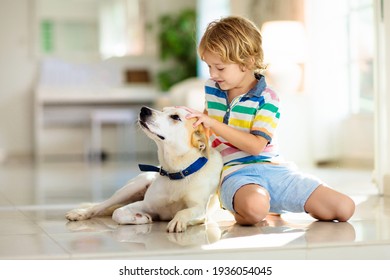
(183, 16), (355, 225)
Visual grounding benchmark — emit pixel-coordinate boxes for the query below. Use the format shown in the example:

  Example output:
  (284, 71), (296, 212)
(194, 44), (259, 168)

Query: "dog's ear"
(191, 124), (210, 155)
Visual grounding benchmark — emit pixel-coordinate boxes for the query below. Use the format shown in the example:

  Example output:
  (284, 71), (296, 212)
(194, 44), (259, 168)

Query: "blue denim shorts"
(220, 164), (323, 214)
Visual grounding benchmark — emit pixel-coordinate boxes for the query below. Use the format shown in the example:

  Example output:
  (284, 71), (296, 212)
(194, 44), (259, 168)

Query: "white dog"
(66, 106), (223, 233)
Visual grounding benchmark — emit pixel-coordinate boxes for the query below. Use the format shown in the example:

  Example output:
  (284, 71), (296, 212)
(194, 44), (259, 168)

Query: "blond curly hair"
(198, 16), (266, 73)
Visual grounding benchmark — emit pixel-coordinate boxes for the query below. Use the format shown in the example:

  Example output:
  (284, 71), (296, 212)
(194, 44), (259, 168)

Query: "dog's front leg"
(112, 182), (170, 225)
(66, 172), (157, 221)
(112, 201), (154, 225)
(167, 204), (207, 233)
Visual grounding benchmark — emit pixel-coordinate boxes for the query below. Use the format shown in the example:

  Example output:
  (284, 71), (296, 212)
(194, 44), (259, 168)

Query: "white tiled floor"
(0, 159), (389, 260)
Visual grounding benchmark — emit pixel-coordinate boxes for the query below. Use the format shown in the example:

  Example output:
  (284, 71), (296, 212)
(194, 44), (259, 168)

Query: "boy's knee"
(336, 197), (355, 222)
(233, 184), (270, 226)
(234, 197), (269, 225)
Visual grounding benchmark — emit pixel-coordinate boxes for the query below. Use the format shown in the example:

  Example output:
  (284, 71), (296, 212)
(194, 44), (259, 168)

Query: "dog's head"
(139, 106), (210, 156)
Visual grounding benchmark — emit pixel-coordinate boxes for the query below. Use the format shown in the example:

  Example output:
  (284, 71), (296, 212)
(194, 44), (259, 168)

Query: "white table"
(34, 85), (158, 161)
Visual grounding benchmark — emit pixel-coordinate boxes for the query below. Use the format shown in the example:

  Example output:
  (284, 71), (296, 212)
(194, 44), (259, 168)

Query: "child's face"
(202, 50), (251, 92)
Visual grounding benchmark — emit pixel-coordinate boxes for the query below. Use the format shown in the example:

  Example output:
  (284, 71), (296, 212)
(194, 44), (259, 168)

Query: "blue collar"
(138, 157), (208, 180)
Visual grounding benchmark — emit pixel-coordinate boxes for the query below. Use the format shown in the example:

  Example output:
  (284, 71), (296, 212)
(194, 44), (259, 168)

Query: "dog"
(66, 106), (223, 233)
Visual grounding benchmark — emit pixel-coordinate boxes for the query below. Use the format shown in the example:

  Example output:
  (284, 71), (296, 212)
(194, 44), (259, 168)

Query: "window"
(37, 0), (145, 58)
(347, 0), (374, 113)
(99, 0), (145, 58)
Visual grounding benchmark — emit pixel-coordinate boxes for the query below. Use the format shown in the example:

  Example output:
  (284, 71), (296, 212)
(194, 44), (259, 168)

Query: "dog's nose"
(140, 106), (152, 121)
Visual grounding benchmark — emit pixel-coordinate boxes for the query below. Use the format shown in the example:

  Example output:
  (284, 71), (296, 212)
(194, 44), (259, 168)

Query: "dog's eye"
(170, 114), (181, 121)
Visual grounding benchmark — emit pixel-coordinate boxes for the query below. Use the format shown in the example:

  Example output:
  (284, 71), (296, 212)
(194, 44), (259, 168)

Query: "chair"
(89, 109), (136, 161)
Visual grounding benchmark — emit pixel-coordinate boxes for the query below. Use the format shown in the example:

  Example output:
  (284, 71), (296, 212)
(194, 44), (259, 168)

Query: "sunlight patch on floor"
(202, 231), (306, 250)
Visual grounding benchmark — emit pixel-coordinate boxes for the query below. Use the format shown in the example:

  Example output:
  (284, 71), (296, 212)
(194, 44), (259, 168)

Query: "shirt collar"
(247, 73), (266, 97)
(214, 73), (267, 98)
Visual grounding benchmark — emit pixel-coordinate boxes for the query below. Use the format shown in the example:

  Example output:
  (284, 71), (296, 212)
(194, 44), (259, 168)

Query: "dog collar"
(138, 157), (208, 180)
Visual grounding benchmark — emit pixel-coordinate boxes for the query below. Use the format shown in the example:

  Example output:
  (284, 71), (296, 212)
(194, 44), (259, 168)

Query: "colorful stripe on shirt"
(205, 75), (281, 178)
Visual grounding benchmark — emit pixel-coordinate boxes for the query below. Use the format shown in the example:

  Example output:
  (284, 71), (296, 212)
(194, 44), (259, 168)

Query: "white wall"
(0, 0), (37, 158)
(305, 1), (349, 162)
(374, 0), (390, 195)
(196, 0), (230, 78)
(305, 0), (375, 165)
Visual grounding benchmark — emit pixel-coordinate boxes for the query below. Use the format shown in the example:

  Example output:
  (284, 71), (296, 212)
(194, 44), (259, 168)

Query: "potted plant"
(157, 9), (197, 91)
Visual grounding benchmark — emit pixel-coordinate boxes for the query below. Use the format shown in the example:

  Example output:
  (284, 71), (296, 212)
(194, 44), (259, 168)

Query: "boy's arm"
(206, 117), (268, 155)
(183, 107), (268, 155)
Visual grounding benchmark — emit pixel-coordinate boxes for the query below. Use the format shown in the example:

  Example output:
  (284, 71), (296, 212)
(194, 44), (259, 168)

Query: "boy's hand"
(176, 106), (214, 128)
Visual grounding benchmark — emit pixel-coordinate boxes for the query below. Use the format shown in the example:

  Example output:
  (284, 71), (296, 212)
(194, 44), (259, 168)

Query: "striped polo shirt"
(205, 74), (282, 179)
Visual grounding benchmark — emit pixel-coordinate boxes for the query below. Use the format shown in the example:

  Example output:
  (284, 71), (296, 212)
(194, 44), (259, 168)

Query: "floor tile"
(0, 160), (388, 260)
(0, 234), (69, 260)
(0, 219), (45, 235)
(306, 243), (390, 259)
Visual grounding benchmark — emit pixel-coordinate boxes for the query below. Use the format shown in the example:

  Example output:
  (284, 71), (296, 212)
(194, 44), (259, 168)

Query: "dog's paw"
(112, 208), (152, 225)
(66, 208), (94, 221)
(167, 217), (189, 233)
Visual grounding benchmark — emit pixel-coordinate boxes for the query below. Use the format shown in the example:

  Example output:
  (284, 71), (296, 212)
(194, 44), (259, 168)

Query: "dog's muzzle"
(139, 107), (165, 140)
(140, 106), (152, 121)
